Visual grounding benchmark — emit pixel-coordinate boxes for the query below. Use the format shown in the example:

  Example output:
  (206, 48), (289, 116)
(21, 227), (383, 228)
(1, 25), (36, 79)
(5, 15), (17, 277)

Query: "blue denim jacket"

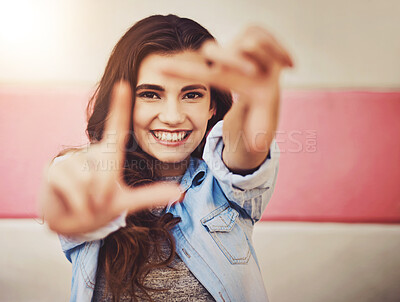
(58, 120), (280, 302)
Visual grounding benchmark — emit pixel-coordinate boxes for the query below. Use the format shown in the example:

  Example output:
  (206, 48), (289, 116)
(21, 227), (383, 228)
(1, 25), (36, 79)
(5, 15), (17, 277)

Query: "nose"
(158, 99), (185, 125)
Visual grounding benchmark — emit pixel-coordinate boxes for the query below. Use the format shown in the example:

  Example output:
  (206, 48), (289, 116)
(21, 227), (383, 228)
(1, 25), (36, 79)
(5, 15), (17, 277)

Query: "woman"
(40, 14), (292, 301)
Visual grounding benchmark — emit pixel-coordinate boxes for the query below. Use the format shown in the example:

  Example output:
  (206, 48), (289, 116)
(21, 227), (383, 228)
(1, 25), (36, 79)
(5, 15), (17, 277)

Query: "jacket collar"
(165, 156), (207, 212)
(180, 156), (207, 191)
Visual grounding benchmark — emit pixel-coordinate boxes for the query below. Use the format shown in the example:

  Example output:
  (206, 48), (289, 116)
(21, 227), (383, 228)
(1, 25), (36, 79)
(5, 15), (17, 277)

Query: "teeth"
(153, 131), (189, 142)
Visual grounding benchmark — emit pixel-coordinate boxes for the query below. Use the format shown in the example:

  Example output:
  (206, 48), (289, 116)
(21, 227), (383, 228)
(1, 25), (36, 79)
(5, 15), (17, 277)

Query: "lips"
(151, 130), (190, 141)
(150, 130), (192, 145)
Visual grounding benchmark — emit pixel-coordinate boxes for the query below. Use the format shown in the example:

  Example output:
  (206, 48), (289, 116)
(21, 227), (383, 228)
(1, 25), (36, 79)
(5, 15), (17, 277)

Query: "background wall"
(2, 88), (399, 222)
(1, 0), (399, 221)
(0, 0), (399, 89)
(1, 1), (399, 302)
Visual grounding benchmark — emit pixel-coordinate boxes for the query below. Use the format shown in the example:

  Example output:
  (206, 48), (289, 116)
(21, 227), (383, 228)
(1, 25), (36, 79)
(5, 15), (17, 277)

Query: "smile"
(150, 130), (192, 145)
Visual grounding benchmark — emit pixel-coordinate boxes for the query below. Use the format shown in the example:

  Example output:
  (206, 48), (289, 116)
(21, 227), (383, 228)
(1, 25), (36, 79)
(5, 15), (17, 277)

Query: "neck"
(155, 156), (190, 177)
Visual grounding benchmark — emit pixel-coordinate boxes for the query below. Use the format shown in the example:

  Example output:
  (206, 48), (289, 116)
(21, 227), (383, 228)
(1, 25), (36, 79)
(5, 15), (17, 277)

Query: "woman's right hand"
(38, 81), (183, 236)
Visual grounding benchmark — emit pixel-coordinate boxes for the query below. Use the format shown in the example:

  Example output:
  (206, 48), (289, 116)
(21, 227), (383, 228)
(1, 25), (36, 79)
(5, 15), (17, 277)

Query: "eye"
(137, 91), (160, 99)
(183, 92), (203, 100)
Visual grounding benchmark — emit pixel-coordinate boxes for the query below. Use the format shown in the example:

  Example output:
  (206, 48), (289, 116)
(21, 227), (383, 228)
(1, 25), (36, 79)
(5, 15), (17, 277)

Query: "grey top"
(92, 175), (215, 301)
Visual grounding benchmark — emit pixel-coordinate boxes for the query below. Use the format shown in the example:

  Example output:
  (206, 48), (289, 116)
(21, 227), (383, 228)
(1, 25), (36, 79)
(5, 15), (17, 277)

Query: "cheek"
(133, 104), (150, 128)
(132, 106), (150, 143)
(195, 110), (212, 131)
(187, 103), (212, 127)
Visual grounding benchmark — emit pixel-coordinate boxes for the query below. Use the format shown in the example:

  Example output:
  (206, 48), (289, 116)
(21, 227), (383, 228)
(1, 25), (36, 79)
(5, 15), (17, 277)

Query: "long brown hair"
(58, 14), (232, 301)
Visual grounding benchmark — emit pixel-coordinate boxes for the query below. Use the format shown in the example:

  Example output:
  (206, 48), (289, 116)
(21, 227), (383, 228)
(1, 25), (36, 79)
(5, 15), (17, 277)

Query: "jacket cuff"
(203, 120), (280, 201)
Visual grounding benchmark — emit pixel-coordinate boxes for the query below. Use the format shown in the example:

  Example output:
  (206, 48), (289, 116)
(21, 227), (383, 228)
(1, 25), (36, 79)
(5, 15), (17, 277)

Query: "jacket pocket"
(201, 205), (251, 264)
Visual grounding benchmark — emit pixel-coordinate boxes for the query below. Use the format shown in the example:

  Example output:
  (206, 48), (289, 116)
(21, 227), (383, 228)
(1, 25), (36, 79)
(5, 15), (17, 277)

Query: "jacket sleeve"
(58, 212), (127, 262)
(49, 153), (127, 262)
(202, 120), (280, 223)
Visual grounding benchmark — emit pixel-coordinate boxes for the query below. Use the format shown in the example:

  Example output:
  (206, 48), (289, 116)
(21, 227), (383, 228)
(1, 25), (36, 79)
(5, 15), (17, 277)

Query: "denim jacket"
(57, 120), (280, 302)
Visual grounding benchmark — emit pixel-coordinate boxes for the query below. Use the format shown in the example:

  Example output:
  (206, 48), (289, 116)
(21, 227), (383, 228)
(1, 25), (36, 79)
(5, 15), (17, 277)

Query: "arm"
(203, 120), (280, 223)
(159, 26), (291, 221)
(39, 82), (181, 237)
(159, 26), (291, 175)
(222, 82), (280, 175)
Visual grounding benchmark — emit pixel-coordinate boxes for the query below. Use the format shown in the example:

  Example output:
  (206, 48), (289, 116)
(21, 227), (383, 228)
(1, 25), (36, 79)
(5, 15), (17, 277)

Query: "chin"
(152, 152), (190, 164)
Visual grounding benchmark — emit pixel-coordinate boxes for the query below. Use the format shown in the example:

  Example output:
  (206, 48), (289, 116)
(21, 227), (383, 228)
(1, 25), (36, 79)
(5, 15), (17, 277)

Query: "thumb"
(112, 182), (183, 215)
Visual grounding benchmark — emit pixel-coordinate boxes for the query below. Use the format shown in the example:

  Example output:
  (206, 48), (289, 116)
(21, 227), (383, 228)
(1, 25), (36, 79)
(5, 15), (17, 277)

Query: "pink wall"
(0, 87), (90, 218)
(263, 91), (400, 223)
(1, 88), (399, 222)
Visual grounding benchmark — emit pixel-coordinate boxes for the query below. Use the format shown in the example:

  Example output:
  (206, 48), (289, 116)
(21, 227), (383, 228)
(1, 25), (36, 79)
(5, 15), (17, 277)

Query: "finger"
(37, 160), (55, 218)
(44, 194), (74, 234)
(253, 28), (294, 67)
(40, 159), (81, 229)
(159, 59), (250, 96)
(40, 176), (78, 234)
(236, 27), (292, 71)
(201, 40), (258, 76)
(239, 37), (275, 74)
(86, 176), (116, 213)
(113, 182), (183, 214)
(48, 172), (88, 215)
(47, 210), (95, 235)
(43, 184), (101, 235)
(258, 39), (293, 68)
(102, 80), (132, 162)
(44, 192), (107, 235)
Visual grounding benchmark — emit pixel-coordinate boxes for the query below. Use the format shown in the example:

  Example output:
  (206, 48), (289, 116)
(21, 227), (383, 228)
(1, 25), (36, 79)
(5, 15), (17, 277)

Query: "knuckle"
(241, 38), (260, 53)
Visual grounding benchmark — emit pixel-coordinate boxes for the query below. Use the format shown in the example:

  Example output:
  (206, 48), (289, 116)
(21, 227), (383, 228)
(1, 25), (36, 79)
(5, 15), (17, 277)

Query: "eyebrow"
(135, 84), (207, 92)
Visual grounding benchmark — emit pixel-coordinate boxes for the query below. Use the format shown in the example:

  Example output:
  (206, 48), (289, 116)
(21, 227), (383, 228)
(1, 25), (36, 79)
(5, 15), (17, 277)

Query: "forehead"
(136, 51), (208, 89)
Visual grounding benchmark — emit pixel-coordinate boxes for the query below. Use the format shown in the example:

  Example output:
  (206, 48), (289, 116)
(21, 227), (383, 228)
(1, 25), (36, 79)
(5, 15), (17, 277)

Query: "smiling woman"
(39, 13), (287, 302)
(133, 52), (215, 173)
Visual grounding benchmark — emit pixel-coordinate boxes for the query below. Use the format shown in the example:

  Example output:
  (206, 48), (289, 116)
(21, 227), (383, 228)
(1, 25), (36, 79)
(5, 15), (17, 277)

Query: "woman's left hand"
(160, 25), (293, 104)
(160, 25), (293, 158)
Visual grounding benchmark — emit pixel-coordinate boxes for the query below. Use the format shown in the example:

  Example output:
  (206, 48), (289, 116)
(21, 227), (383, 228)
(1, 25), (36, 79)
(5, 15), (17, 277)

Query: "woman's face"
(133, 51), (215, 167)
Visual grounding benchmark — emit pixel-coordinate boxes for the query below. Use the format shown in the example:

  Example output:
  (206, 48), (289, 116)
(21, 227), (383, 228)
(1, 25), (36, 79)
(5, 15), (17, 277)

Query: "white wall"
(0, 0), (399, 89)
(1, 220), (399, 302)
